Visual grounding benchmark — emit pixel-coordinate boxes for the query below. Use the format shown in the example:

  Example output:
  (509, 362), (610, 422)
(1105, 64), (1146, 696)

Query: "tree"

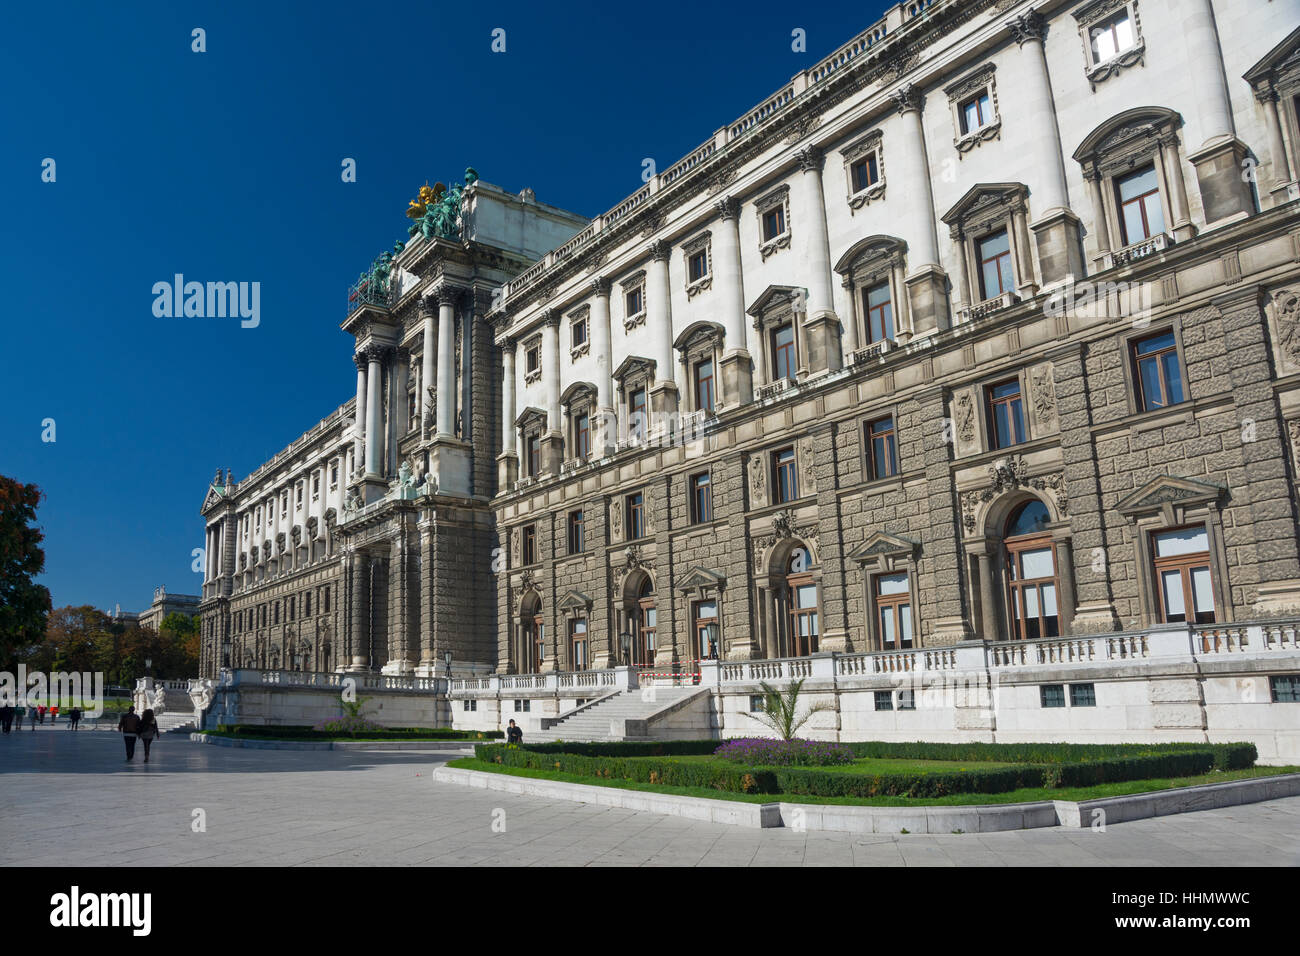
(43, 606), (110, 675)
(750, 678), (834, 741)
(0, 476), (53, 671)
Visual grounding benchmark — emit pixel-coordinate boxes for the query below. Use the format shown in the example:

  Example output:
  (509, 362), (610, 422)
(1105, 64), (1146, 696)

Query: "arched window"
(785, 549), (820, 657)
(629, 577), (656, 667)
(1003, 500), (1060, 640)
(520, 595), (544, 673)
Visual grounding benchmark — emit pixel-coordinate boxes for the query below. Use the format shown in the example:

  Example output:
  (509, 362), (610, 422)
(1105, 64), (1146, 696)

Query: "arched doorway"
(1003, 500), (1060, 640)
(626, 575), (656, 667)
(785, 549), (820, 657)
(519, 593), (544, 673)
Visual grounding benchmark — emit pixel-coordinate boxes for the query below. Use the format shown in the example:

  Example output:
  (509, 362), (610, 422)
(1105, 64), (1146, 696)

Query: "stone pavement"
(1, 729), (1297, 866)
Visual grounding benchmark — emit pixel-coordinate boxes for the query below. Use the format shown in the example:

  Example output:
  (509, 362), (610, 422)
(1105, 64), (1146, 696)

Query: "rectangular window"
(688, 249), (709, 283)
(986, 380), (1027, 449)
(772, 323), (796, 381)
(695, 358), (715, 413)
(1132, 330), (1185, 411)
(898, 690), (916, 711)
(304, 592), (311, 616)
(773, 447), (798, 504)
(627, 493), (645, 540)
(569, 619), (588, 672)
(693, 599), (720, 660)
(873, 690), (894, 711)
(1040, 684), (1066, 708)
(1116, 165), (1165, 245)
(625, 286), (644, 318)
(526, 346), (541, 374)
(527, 434), (541, 476)
(1090, 10), (1135, 63)
(1070, 683), (1097, 707)
(876, 572), (913, 650)
(961, 91), (992, 134)
(851, 153), (879, 193)
(866, 416), (898, 480)
(273, 602), (280, 625)
(1153, 525), (1216, 624)
(323, 586), (330, 613)
(1271, 675), (1300, 702)
(575, 412), (590, 460)
(522, 524), (537, 566)
(977, 229), (1014, 299)
(690, 472), (712, 525)
(762, 206), (786, 241)
(567, 509), (584, 555)
(628, 387), (647, 441)
(330, 464), (338, 486)
(571, 317), (588, 348)
(864, 281), (894, 343)
(749, 695), (766, 712)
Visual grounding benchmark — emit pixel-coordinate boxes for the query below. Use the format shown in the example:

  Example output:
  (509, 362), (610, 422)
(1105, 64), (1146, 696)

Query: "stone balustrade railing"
(453, 669), (628, 696)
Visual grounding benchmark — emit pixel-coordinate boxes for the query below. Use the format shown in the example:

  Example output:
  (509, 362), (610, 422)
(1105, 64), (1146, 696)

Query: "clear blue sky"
(0, 0), (885, 613)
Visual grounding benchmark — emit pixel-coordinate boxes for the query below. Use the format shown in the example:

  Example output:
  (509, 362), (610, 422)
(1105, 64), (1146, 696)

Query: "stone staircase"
(157, 713), (197, 734)
(527, 686), (711, 742)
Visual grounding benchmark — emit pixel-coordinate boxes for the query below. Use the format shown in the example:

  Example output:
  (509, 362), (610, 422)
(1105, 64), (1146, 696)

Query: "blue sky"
(0, 0), (885, 613)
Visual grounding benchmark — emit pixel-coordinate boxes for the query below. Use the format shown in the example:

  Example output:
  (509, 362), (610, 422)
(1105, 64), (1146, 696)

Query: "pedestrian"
(0, 701), (12, 733)
(118, 706), (141, 761)
(37, 704), (46, 725)
(68, 707), (81, 731)
(138, 709), (159, 763)
(506, 718), (523, 744)
(30, 706), (39, 731)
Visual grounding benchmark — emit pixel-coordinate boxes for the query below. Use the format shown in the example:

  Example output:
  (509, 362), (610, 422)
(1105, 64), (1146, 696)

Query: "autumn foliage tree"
(0, 476), (53, 672)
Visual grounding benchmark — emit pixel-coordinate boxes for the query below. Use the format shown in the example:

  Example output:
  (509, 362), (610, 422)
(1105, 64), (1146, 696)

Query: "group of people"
(117, 706), (160, 762)
(0, 702), (83, 732)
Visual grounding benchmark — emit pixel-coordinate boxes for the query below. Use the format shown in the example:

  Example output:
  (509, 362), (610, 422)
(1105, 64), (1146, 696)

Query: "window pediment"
(834, 235), (907, 281)
(560, 381), (597, 407)
(673, 319), (725, 354)
(613, 355), (656, 385)
(1073, 106), (1182, 178)
(557, 589), (592, 613)
(747, 284), (803, 329)
(677, 566), (726, 593)
(849, 531), (919, 565)
(515, 405), (547, 431)
(1115, 475), (1224, 523)
(941, 183), (1028, 239)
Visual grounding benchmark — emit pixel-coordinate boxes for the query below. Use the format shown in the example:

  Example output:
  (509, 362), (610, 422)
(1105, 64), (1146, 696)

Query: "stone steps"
(528, 687), (704, 742)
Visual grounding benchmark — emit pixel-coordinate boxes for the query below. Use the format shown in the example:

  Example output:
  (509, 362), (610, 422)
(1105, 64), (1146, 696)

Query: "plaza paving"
(1, 727), (1298, 867)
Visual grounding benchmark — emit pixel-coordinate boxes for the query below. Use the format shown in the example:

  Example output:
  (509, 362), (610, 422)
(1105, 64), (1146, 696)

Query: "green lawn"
(446, 757), (1299, 807)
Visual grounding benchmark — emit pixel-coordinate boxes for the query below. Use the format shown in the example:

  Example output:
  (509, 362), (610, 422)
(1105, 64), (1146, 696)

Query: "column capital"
(354, 352), (368, 371)
(1006, 9), (1046, 46)
(499, 335), (517, 353)
(395, 345), (411, 363)
(714, 196), (741, 220)
(647, 239), (671, 262)
(540, 308), (561, 330)
(363, 344), (392, 364)
(590, 276), (611, 296)
(795, 145), (824, 173)
(424, 283), (467, 309)
(891, 82), (924, 115)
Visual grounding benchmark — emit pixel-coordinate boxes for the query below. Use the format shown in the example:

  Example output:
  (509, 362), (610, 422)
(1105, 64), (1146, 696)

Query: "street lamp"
(618, 631), (632, 667)
(703, 625), (720, 661)
(145, 657), (153, 679)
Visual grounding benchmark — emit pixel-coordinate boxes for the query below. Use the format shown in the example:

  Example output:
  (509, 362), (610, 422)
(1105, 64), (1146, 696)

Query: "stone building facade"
(489, 0), (1300, 673)
(200, 0), (1300, 756)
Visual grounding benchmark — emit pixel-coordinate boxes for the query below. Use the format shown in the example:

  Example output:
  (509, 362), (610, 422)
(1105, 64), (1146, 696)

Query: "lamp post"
(703, 625), (719, 661)
(618, 631), (632, 668)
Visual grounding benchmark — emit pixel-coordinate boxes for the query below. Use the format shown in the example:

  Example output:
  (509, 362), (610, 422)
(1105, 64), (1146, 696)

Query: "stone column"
(590, 278), (615, 450)
(646, 240), (678, 418)
(394, 347), (409, 465)
(540, 311), (563, 473)
(891, 85), (949, 335)
(976, 550), (998, 641)
(915, 385), (973, 643)
(415, 520), (436, 675)
(1008, 10), (1083, 285)
(1259, 89), (1295, 192)
(365, 347), (385, 477)
(348, 552), (370, 670)
(795, 146), (842, 374)
(498, 337), (518, 487)
(420, 298), (436, 437)
(1158, 134), (1196, 242)
(1084, 169), (1112, 266)
(763, 587), (778, 660)
(353, 353), (367, 474)
(436, 293), (457, 438)
(1183, 0), (1253, 224)
(713, 198), (752, 406)
(385, 532), (412, 675)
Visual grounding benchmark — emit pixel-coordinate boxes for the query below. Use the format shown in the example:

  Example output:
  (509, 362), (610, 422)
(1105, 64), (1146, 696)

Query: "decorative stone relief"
(960, 456), (1069, 534)
(748, 453), (766, 504)
(798, 436), (817, 494)
(751, 509), (819, 573)
(1028, 363), (1059, 434)
(509, 527), (520, 567)
(1273, 288), (1300, 371)
(610, 499), (623, 541)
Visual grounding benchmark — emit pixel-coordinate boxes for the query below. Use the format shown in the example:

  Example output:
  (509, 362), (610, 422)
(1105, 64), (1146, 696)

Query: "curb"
(430, 766), (1300, 833)
(190, 733), (476, 753)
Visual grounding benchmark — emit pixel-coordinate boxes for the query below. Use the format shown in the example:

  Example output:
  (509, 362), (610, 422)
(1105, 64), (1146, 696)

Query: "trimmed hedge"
(839, 740), (1256, 772)
(216, 724), (502, 741)
(487, 740), (721, 757)
(472, 740), (1256, 798)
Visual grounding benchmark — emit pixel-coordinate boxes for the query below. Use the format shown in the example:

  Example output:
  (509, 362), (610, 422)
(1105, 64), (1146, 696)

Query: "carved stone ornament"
(610, 498), (624, 540)
(960, 456), (1070, 534)
(798, 437), (817, 494)
(749, 453), (767, 502)
(751, 511), (819, 573)
(509, 527), (520, 566)
(955, 392), (977, 443)
(1275, 289), (1300, 368)
(1030, 365), (1058, 428)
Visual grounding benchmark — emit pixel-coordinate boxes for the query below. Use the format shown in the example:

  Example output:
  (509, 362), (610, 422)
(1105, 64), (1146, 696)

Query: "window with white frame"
(842, 130), (885, 210)
(569, 306), (589, 361)
(621, 272), (647, 331)
(755, 186), (791, 259)
(946, 63), (1000, 154)
(683, 232), (712, 298)
(1073, 0), (1145, 88)
(523, 336), (542, 385)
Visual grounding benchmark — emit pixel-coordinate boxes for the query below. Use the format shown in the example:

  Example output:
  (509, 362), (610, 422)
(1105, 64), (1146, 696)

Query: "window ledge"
(848, 180), (886, 211)
(686, 276), (713, 299)
(1085, 38), (1145, 87)
(1108, 232), (1172, 267)
(523, 368), (542, 386)
(954, 118), (1001, 154)
(959, 291), (1018, 323)
(759, 232), (791, 261)
(569, 341), (590, 362)
(624, 311), (647, 332)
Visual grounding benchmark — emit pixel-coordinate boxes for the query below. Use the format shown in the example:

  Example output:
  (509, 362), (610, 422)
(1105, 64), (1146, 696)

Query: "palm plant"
(750, 678), (833, 741)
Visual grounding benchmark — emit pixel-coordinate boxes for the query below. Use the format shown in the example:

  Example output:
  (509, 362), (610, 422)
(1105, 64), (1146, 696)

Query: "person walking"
(30, 706), (39, 731)
(118, 706), (141, 761)
(68, 707), (81, 731)
(138, 709), (159, 763)
(1, 702), (13, 733)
